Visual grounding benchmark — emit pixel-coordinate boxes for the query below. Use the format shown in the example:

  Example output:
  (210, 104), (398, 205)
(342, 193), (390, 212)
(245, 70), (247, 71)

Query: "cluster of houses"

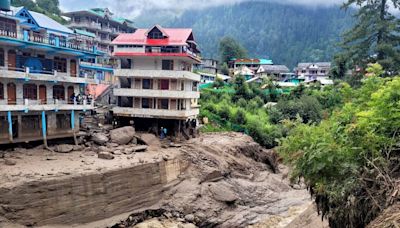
(196, 56), (333, 87)
(0, 1), (334, 146)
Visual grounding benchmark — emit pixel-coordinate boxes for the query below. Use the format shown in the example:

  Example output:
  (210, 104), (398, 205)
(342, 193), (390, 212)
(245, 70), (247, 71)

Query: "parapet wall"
(0, 158), (187, 226)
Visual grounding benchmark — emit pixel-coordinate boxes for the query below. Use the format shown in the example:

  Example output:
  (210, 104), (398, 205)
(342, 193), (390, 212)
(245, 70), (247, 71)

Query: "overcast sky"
(59, 0), (345, 19)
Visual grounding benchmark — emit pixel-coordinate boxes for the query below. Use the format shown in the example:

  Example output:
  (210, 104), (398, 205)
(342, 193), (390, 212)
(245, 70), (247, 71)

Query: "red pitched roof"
(112, 27), (194, 46)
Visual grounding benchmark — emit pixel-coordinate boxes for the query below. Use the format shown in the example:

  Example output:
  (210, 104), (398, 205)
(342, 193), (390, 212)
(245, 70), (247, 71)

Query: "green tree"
(218, 36), (247, 64)
(37, 0), (61, 15)
(338, 0), (400, 76)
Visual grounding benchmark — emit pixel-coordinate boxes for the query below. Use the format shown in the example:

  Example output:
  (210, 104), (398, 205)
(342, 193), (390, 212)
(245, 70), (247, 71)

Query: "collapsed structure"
(0, 5), (109, 145)
(111, 25), (201, 135)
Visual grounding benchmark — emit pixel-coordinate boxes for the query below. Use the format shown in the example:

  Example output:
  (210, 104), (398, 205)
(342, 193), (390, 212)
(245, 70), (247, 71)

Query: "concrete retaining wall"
(0, 158), (187, 226)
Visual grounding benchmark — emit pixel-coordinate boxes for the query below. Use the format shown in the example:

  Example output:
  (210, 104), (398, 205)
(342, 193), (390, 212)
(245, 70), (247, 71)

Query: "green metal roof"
(74, 29), (96, 38)
(87, 8), (134, 26)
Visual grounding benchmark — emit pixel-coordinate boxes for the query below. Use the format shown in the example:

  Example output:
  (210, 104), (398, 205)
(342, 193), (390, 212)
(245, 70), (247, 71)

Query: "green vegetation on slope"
(167, 2), (353, 68)
(11, 0), (66, 24)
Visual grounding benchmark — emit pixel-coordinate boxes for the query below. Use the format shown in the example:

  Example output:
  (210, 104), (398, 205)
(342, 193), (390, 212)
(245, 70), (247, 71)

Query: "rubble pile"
(114, 132), (323, 228)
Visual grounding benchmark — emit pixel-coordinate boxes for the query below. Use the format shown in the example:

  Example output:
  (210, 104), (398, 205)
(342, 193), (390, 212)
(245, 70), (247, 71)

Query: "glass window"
(54, 57), (67, 72)
(160, 99), (169, 109)
(53, 85), (65, 100)
(121, 58), (132, 69)
(142, 79), (153, 89)
(142, 98), (150, 109)
(23, 84), (37, 100)
(162, 60), (174, 70)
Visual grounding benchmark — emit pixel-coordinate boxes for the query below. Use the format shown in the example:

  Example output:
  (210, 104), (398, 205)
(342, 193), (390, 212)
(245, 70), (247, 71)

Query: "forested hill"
(137, 2), (354, 69)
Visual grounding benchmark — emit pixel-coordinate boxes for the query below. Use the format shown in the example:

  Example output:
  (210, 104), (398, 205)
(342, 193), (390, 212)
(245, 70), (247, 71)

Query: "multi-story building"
(111, 25), (201, 133)
(64, 8), (136, 55)
(0, 7), (106, 144)
(295, 62), (331, 80)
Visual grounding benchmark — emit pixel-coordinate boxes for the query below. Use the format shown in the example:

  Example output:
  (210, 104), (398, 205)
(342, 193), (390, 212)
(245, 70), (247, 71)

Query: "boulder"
(54, 144), (74, 153)
(98, 152), (114, 160)
(185, 214), (195, 223)
(132, 145), (148, 152)
(110, 127), (135, 145)
(92, 133), (109, 145)
(137, 134), (161, 147)
(201, 170), (224, 183)
(4, 159), (16, 166)
(209, 183), (238, 203)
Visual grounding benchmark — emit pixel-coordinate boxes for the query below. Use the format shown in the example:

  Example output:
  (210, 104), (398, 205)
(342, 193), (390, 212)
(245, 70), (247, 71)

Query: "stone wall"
(0, 158), (187, 226)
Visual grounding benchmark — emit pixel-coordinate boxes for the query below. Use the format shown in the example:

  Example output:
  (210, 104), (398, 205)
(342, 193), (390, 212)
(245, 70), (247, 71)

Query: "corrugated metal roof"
(74, 29), (96, 38)
(112, 26), (193, 46)
(20, 9), (73, 34)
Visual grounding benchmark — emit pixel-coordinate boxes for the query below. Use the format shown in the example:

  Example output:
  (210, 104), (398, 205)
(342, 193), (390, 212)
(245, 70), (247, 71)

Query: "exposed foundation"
(0, 158), (187, 227)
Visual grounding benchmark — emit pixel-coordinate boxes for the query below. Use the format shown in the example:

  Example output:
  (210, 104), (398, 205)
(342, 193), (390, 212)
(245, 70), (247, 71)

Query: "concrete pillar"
(16, 83), (23, 104)
(66, 58), (71, 75)
(47, 112), (56, 136)
(4, 47), (8, 70)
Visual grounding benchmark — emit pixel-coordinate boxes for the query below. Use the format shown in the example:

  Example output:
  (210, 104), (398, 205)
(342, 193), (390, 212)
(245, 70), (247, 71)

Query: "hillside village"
(1, 0), (400, 228)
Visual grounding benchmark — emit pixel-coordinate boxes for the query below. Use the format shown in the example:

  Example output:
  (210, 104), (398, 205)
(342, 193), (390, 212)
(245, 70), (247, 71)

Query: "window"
(121, 58), (132, 69)
(23, 84), (37, 100)
(162, 60), (174, 70)
(0, 83), (3, 100)
(0, 17), (17, 37)
(192, 82), (198, 91)
(321, 70), (326, 74)
(0, 49), (4, 67)
(142, 98), (150, 109)
(160, 79), (169, 90)
(148, 27), (164, 39)
(159, 99), (169, 109)
(54, 57), (67, 72)
(53, 85), (65, 100)
(142, 79), (153, 89)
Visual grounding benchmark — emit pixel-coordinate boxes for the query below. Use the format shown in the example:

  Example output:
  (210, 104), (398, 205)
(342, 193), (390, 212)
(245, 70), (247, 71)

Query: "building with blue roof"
(0, 6), (110, 145)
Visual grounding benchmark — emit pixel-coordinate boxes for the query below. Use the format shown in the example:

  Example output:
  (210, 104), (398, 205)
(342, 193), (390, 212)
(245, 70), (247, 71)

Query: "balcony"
(114, 69), (200, 81)
(114, 88), (199, 99)
(0, 67), (98, 84)
(69, 21), (102, 31)
(0, 29), (98, 55)
(0, 99), (94, 112)
(113, 107), (199, 119)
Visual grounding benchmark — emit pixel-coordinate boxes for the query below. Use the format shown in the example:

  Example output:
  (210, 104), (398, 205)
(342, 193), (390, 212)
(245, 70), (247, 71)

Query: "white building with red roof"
(111, 25), (201, 134)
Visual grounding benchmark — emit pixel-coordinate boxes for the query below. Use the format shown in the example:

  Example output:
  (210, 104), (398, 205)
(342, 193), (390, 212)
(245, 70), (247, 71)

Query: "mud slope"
(115, 133), (319, 228)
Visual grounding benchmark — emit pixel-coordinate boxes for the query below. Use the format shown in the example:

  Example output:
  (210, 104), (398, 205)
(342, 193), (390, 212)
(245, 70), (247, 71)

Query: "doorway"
(7, 83), (16, 105)
(39, 85), (47, 104)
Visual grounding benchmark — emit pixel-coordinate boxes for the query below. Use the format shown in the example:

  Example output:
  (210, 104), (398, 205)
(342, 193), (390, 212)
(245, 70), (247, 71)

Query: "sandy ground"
(0, 144), (179, 189)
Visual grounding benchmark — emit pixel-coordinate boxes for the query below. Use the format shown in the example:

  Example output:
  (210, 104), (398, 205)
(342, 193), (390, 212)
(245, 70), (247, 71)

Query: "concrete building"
(256, 64), (290, 81)
(63, 8), (136, 55)
(0, 7), (106, 144)
(196, 58), (218, 75)
(111, 25), (201, 134)
(229, 58), (273, 73)
(295, 62), (331, 80)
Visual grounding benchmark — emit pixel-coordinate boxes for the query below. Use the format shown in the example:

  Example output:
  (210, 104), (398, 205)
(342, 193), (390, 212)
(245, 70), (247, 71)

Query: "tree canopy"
(218, 36), (248, 64)
(336, 0), (400, 76)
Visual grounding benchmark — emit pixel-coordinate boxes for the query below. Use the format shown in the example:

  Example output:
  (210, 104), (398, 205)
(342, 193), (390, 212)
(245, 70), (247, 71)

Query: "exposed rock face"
(92, 133), (109, 145)
(208, 183), (238, 203)
(54, 144), (74, 153)
(110, 127), (135, 145)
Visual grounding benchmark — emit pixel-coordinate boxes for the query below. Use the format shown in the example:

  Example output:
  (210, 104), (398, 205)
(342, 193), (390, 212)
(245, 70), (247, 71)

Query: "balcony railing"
(0, 98), (94, 111)
(0, 66), (98, 84)
(69, 21), (102, 30)
(0, 29), (97, 54)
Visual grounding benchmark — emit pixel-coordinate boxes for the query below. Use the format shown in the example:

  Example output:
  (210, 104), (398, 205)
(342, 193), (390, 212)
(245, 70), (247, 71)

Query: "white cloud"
(60, 0), (345, 19)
